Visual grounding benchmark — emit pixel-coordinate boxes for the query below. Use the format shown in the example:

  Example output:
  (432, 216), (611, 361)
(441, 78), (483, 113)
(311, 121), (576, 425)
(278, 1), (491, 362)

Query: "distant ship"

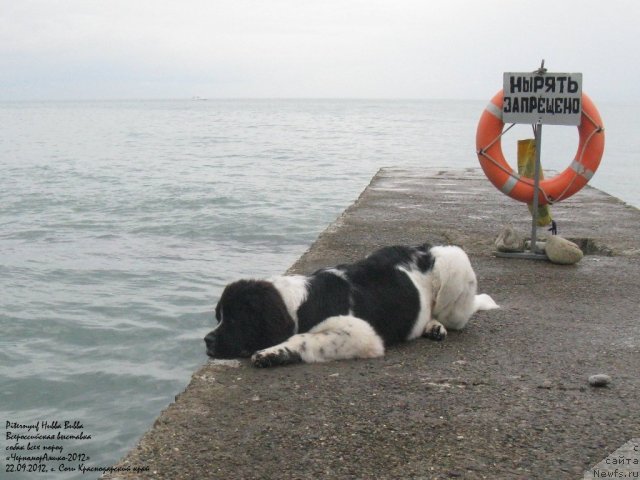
(191, 96), (208, 101)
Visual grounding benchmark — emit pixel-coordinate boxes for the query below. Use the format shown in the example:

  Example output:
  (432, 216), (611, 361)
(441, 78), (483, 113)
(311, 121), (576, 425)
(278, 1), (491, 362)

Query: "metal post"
(497, 121), (547, 259)
(530, 121), (542, 253)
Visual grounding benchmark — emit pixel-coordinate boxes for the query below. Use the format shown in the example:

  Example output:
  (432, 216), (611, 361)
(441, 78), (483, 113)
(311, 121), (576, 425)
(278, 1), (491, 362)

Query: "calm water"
(1, 99), (637, 478)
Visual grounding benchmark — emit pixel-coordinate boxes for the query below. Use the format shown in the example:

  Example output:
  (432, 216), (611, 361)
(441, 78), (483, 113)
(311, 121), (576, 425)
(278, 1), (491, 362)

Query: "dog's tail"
(473, 293), (499, 313)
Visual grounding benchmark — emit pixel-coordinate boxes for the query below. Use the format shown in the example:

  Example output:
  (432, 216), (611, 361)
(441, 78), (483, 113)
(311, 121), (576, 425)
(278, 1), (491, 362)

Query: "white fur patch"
(429, 245), (498, 330)
(398, 267), (434, 340)
(268, 275), (309, 332)
(253, 315), (384, 365)
(324, 268), (348, 281)
(474, 293), (500, 311)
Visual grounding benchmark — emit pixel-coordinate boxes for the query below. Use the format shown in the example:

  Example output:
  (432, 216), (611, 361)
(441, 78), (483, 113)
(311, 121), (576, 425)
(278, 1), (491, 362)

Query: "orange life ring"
(476, 90), (605, 205)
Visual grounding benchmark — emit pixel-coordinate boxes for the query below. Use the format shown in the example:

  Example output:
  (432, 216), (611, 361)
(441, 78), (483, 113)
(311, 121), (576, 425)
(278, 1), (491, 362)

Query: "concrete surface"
(105, 168), (640, 480)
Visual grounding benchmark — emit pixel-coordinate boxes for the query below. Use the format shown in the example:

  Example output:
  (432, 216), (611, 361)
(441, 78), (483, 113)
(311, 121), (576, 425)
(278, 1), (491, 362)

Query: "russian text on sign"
(503, 72), (582, 126)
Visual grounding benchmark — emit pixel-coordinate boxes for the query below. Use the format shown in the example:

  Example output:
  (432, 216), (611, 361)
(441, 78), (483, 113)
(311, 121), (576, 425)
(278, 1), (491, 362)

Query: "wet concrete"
(105, 168), (640, 480)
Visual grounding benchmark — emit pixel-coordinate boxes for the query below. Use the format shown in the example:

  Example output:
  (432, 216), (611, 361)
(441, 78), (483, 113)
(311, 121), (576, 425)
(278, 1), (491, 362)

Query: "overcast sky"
(1, 0), (637, 101)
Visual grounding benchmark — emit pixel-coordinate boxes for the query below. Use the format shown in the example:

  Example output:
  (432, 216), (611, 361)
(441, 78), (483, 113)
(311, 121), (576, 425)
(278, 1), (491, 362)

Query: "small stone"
(588, 374), (611, 387)
(495, 225), (525, 252)
(545, 235), (584, 265)
(538, 380), (553, 389)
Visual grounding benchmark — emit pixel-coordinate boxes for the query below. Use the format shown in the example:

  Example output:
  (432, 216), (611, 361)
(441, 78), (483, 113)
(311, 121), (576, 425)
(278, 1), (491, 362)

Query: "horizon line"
(0, 96), (488, 103)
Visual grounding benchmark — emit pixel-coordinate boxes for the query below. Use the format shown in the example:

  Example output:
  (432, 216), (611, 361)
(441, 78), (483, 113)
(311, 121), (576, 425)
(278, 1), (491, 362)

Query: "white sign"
(503, 72), (582, 125)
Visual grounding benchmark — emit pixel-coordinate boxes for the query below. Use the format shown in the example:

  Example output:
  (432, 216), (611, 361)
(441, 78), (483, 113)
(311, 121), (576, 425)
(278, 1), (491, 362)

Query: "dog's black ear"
(260, 291), (295, 348)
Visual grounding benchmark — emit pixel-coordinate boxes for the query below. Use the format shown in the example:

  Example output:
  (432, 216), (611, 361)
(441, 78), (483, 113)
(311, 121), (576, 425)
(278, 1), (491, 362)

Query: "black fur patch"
(205, 280), (295, 359)
(296, 271), (351, 332)
(290, 245), (435, 347)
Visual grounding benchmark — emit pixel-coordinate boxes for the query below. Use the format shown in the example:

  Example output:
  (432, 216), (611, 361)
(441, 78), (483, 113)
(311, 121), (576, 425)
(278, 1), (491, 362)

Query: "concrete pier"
(105, 168), (640, 480)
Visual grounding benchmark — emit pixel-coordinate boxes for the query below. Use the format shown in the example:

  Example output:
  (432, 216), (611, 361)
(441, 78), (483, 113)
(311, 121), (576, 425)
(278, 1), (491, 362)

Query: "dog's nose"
(204, 331), (217, 356)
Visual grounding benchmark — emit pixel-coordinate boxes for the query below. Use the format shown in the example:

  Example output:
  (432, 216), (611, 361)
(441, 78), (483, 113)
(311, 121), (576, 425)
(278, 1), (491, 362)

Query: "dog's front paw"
(251, 347), (302, 368)
(423, 321), (448, 341)
(251, 352), (272, 368)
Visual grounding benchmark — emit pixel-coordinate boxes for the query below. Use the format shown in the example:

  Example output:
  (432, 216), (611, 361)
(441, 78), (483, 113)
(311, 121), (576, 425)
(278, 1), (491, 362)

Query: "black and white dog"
(204, 244), (498, 368)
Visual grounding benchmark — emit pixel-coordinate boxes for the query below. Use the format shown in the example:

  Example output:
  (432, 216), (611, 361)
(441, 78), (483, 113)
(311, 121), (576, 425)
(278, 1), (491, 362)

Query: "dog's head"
(204, 279), (295, 359)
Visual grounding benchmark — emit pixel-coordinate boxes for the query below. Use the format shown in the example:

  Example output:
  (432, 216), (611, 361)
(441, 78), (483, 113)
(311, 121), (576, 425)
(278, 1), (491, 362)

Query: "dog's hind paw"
(423, 320), (448, 341)
(251, 347), (302, 368)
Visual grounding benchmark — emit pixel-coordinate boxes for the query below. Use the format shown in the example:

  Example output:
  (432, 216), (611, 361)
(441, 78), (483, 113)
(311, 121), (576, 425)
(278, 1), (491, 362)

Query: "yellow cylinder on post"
(517, 139), (553, 226)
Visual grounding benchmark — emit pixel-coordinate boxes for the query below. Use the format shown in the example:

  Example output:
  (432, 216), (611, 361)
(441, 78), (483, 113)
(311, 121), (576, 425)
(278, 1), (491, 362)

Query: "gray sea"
(1, 99), (638, 479)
